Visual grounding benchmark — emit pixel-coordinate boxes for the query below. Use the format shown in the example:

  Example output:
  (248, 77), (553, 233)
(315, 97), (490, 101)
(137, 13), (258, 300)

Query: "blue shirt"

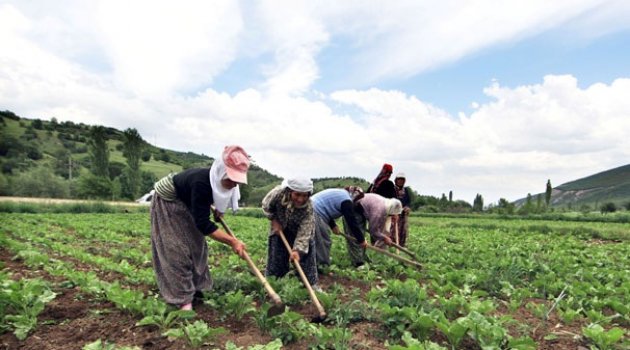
(312, 189), (352, 223)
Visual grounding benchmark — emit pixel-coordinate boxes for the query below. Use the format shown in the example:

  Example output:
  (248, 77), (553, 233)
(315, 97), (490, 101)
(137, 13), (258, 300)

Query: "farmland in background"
(0, 209), (628, 349)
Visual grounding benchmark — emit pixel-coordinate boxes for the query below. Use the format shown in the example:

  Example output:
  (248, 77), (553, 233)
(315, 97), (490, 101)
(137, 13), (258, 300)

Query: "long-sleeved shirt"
(261, 185), (315, 254)
(172, 167), (218, 235)
(311, 189), (365, 243)
(356, 193), (389, 240)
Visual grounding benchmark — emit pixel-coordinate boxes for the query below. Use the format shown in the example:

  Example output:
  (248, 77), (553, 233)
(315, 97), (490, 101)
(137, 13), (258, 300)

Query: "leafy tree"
(472, 194), (484, 212)
(545, 179), (552, 207)
(496, 198), (515, 215)
(0, 173), (9, 195)
(122, 128), (144, 199)
(21, 126), (38, 141)
(31, 119), (43, 129)
(141, 149), (151, 162)
(239, 184), (251, 206)
(88, 126), (110, 178)
(438, 193), (448, 208)
(448, 190), (453, 202)
(600, 202), (617, 214)
(77, 172), (113, 199)
(25, 144), (42, 160)
(140, 170), (157, 195)
(12, 166), (70, 198)
(108, 161), (126, 180)
(536, 194), (543, 213)
(519, 193), (533, 215)
(53, 149), (79, 180)
(158, 151), (170, 163)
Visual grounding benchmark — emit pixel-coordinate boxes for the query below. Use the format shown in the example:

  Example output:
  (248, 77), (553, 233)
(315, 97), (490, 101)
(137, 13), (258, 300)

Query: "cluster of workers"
(150, 145), (412, 310)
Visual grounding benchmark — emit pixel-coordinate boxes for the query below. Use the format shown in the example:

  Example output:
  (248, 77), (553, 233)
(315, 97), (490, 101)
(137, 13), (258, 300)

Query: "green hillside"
(515, 164), (630, 209)
(551, 164), (630, 207)
(0, 111), (373, 206)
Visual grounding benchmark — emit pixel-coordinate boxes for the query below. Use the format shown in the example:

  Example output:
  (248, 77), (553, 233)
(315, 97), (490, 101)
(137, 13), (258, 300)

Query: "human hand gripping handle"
(271, 220), (282, 236)
(272, 220), (299, 261)
(210, 228), (247, 258)
(381, 234), (393, 246)
(231, 238), (246, 258)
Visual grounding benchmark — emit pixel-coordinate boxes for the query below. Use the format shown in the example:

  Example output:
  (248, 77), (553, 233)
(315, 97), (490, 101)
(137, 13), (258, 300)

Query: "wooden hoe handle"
(276, 229), (326, 318)
(217, 216), (283, 306)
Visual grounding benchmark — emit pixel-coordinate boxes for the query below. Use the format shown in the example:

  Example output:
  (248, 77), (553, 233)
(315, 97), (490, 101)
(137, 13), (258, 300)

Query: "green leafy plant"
(388, 331), (447, 350)
(435, 316), (469, 350)
(224, 338), (283, 350)
(267, 310), (312, 344)
(103, 283), (146, 315)
(136, 306), (196, 331)
(465, 311), (508, 349)
(582, 324), (625, 350)
(163, 320), (227, 348)
(557, 306), (582, 325)
(507, 336), (537, 350)
(1, 277), (57, 340)
(252, 303), (279, 334)
(82, 339), (141, 350)
(205, 290), (256, 321)
(310, 324), (353, 349)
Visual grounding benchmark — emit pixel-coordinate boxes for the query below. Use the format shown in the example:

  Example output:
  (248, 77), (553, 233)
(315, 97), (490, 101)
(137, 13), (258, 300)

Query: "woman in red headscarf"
(367, 163), (396, 199)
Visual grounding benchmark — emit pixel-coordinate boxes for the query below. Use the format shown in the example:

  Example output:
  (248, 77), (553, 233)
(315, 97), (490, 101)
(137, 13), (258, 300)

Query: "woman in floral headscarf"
(262, 177), (321, 291)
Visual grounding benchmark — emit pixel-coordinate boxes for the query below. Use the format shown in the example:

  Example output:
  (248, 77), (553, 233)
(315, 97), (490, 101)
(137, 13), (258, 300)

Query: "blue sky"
(1, 0), (630, 205)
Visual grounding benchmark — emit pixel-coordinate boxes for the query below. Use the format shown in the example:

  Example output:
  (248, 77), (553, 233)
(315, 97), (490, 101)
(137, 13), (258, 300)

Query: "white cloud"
(1, 1), (630, 206)
(317, 0), (619, 83)
(97, 0), (243, 96)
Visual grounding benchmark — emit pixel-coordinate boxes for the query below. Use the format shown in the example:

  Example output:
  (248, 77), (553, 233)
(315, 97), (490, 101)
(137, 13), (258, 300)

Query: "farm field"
(0, 212), (628, 349)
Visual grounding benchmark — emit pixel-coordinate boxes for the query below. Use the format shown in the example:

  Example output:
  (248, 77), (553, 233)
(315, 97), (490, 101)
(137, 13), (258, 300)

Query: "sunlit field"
(1, 212), (628, 349)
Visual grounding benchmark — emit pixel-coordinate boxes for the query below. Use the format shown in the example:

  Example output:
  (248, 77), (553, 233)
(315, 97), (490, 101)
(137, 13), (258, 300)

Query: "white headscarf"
(281, 177), (313, 193)
(385, 198), (403, 215)
(280, 177), (313, 210)
(384, 198), (402, 234)
(209, 157), (240, 213)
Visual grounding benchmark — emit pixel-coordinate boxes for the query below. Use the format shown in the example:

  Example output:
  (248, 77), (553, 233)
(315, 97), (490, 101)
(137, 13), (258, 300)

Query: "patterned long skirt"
(150, 195), (213, 305)
(265, 231), (318, 286)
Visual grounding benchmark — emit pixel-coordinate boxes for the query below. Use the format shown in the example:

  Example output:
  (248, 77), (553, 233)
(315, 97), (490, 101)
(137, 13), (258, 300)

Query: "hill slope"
(551, 164), (630, 207)
(516, 164), (630, 208)
(0, 111), (374, 205)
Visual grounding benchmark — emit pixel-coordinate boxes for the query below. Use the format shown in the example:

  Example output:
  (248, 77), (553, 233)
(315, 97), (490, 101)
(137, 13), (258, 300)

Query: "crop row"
(1, 212), (628, 349)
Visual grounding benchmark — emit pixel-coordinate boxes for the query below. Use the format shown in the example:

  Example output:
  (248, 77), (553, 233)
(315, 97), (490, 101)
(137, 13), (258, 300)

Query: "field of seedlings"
(1, 211), (628, 349)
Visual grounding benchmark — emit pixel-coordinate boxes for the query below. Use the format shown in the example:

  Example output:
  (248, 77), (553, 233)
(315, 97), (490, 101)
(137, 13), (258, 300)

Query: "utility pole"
(68, 156), (72, 180)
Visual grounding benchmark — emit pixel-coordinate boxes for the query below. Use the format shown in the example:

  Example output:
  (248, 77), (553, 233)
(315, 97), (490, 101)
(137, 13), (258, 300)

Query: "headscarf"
(385, 198), (403, 215)
(345, 186), (365, 202)
(384, 198), (402, 236)
(209, 157), (241, 213)
(394, 172), (407, 199)
(369, 163), (393, 193)
(280, 177), (313, 209)
(281, 178), (313, 193)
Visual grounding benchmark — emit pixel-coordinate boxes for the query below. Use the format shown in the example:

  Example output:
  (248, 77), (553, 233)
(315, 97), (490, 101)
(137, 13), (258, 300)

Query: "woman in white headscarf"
(354, 193), (402, 247)
(151, 146), (249, 310)
(262, 177), (320, 291)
